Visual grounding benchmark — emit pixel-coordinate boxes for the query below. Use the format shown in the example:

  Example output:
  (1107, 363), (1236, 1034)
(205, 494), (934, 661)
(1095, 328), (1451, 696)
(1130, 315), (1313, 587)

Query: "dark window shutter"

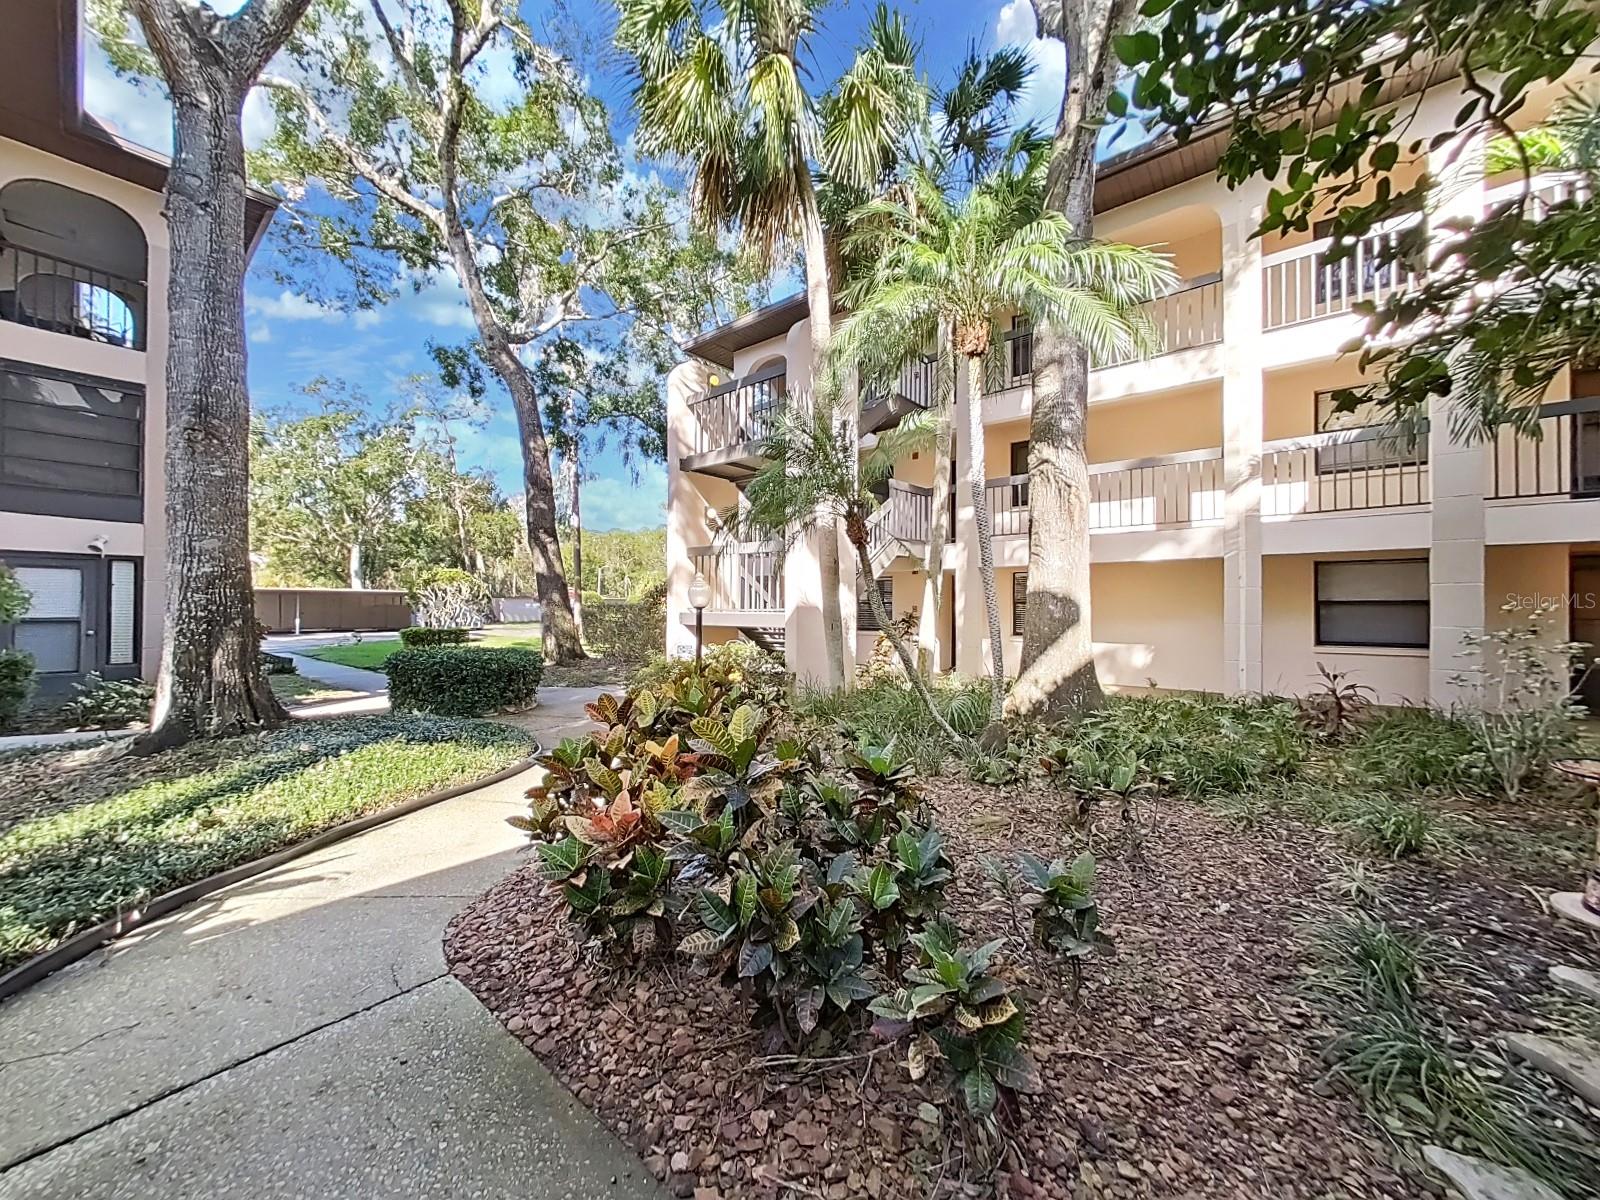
(1012, 571), (1028, 636)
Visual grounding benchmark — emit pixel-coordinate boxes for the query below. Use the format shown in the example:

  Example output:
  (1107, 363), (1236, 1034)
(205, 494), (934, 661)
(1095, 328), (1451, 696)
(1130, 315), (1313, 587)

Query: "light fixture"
(687, 571), (711, 668)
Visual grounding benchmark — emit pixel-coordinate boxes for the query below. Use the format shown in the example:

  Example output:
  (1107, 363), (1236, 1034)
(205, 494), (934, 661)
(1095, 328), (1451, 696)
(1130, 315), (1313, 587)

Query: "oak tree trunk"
(965, 356), (1007, 724)
(133, 0), (308, 752)
(348, 540), (364, 590)
(1008, 0), (1136, 723)
(491, 342), (585, 662)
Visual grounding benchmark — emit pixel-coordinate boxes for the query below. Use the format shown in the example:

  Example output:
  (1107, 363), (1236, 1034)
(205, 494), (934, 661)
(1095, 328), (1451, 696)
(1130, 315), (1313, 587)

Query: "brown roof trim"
(0, 0), (277, 249)
(683, 292), (811, 369)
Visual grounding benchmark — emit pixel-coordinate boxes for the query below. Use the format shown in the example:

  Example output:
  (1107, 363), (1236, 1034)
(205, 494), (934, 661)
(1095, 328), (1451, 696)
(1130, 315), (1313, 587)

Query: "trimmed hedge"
(386, 646), (543, 716)
(0, 649), (34, 728)
(399, 626), (470, 648)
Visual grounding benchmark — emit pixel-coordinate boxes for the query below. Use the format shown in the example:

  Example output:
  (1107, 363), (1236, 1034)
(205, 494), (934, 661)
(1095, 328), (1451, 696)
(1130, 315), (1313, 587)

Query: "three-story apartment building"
(666, 69), (1600, 710)
(0, 0), (275, 693)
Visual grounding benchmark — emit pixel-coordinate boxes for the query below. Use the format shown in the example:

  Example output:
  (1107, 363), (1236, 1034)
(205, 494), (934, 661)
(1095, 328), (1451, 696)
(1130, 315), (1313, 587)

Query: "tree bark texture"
(965, 356), (1007, 723)
(571, 456), (584, 638)
(1009, 0), (1136, 723)
(799, 189), (847, 690)
(130, 0), (312, 752)
(917, 398), (954, 676)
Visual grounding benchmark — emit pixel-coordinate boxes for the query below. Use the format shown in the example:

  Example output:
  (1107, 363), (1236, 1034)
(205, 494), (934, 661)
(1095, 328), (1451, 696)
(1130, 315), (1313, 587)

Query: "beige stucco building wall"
(0, 136), (170, 678)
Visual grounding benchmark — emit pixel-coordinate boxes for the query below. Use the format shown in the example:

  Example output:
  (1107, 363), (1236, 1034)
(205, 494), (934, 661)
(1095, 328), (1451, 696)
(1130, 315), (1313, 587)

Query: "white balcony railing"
(1490, 399), (1600, 500)
(1261, 216), (1421, 330)
(1097, 275), (1224, 368)
(688, 542), (784, 612)
(867, 480), (934, 562)
(985, 448), (1225, 537)
(1262, 427), (1429, 516)
(687, 363), (786, 457)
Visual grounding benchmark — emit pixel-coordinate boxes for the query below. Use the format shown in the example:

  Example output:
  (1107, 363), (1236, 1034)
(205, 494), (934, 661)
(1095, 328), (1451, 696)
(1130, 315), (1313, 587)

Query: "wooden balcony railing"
(1262, 426), (1429, 515)
(0, 239), (146, 350)
(863, 355), (938, 412)
(687, 363), (787, 456)
(1096, 275), (1224, 368)
(867, 480), (934, 560)
(984, 448), (1225, 536)
(1490, 399), (1600, 500)
(1261, 216), (1421, 330)
(688, 542), (785, 612)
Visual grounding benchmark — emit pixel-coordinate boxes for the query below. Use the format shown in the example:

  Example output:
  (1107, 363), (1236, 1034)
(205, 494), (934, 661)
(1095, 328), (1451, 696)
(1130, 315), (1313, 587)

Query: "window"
(1012, 571), (1028, 636)
(1008, 316), (1032, 379)
(12, 564), (84, 673)
(0, 361), (144, 520)
(1008, 440), (1030, 511)
(858, 576), (893, 632)
(1314, 389), (1426, 475)
(107, 558), (138, 666)
(1315, 559), (1429, 649)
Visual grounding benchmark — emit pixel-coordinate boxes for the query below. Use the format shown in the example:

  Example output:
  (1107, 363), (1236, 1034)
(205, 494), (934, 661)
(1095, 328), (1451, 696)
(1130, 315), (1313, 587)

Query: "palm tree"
(723, 402), (971, 745)
(833, 162), (1175, 724)
(617, 0), (921, 690)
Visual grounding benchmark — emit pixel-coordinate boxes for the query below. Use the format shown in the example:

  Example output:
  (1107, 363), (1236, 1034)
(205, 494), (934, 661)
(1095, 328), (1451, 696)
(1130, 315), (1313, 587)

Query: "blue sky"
(84, 0), (1077, 531)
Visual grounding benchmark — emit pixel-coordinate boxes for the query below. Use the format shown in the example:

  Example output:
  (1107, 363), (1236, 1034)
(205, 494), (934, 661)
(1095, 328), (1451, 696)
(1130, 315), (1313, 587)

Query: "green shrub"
(59, 674), (153, 730)
(386, 647), (542, 716)
(398, 626), (469, 648)
(0, 561), (29, 624)
(1333, 793), (1455, 861)
(260, 650), (298, 675)
(632, 640), (791, 709)
(583, 599), (665, 662)
(792, 676), (992, 774)
(0, 649), (34, 728)
(1345, 709), (1486, 793)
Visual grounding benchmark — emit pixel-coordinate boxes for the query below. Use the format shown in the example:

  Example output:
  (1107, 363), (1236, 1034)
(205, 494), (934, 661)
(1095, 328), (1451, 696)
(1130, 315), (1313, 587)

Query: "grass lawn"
(267, 673), (361, 705)
(0, 715), (535, 971)
(304, 624), (543, 671)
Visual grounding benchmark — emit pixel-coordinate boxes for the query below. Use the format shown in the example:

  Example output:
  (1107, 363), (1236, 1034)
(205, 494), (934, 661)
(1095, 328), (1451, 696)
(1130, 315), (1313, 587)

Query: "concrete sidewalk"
(0, 685), (659, 1200)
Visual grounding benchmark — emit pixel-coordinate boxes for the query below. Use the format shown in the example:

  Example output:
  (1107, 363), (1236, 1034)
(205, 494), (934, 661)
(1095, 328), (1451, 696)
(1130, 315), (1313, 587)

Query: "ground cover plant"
(450, 641), (1600, 1198)
(0, 716), (534, 971)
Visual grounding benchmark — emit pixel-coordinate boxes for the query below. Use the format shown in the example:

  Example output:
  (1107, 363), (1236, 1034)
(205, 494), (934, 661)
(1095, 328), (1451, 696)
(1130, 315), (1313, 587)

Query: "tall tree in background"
(250, 0), (731, 664)
(617, 0), (923, 690)
(250, 383), (417, 588)
(836, 161), (1170, 723)
(99, 0), (315, 750)
(1007, 0), (1144, 722)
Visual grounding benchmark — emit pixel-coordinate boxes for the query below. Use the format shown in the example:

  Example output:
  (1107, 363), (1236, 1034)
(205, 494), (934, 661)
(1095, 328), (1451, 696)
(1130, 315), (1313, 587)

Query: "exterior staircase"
(865, 480), (936, 577)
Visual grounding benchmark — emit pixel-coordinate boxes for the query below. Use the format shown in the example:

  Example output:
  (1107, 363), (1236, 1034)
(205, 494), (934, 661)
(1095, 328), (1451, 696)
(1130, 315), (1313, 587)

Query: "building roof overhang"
(0, 0), (278, 251)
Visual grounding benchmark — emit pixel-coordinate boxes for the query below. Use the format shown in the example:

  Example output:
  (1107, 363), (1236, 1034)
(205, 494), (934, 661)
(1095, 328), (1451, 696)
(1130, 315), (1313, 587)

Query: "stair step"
(1550, 891), (1600, 934)
(1422, 1146), (1562, 1200)
(1501, 1032), (1600, 1108)
(1549, 965), (1600, 1006)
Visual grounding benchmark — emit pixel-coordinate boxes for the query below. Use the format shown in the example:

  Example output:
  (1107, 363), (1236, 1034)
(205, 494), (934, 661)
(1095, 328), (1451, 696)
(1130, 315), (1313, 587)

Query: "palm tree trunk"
(799, 189), (847, 690)
(965, 355), (1007, 724)
(849, 527), (967, 747)
(917, 325), (956, 676)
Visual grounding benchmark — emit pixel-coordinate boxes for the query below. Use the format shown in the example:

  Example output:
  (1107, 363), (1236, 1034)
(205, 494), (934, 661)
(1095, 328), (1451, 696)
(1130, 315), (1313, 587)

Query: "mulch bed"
(446, 780), (1430, 1200)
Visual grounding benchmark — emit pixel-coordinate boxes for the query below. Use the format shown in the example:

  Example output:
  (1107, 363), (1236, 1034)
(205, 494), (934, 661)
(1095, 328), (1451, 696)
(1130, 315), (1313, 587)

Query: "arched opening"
(0, 179), (148, 350)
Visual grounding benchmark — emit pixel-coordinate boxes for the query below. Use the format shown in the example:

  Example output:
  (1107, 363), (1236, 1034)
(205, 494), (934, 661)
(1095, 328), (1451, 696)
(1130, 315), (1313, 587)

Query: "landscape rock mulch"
(446, 780), (1418, 1199)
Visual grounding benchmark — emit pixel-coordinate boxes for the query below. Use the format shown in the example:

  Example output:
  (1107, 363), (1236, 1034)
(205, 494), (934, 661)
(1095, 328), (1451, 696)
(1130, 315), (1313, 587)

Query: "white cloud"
(245, 289), (386, 330)
(392, 268), (477, 332)
(995, 0), (1066, 134)
(250, 323), (273, 344)
(81, 41), (278, 156)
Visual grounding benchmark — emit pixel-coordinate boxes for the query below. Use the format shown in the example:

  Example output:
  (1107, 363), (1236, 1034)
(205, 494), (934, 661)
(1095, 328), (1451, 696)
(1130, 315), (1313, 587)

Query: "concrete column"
(1427, 123), (1490, 704)
(1220, 190), (1267, 693)
(779, 318), (857, 684)
(951, 359), (987, 675)
(665, 360), (714, 660)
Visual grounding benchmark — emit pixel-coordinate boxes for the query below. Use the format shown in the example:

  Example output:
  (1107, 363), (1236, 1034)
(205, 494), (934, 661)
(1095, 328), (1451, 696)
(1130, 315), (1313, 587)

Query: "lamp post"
(687, 571), (711, 670)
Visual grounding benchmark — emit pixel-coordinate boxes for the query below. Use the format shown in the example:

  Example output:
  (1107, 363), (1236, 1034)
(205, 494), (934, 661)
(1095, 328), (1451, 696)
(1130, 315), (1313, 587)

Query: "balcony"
(0, 239), (146, 351)
(866, 480), (935, 571)
(1490, 401), (1600, 500)
(1262, 427), (1429, 516)
(687, 541), (784, 614)
(861, 355), (937, 434)
(984, 448), (1226, 537)
(681, 363), (786, 481)
(1261, 218), (1420, 331)
(1097, 275), (1224, 368)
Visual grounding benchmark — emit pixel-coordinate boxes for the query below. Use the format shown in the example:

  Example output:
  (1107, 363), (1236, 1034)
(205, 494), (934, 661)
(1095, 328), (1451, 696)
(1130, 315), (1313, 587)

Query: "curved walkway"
(0, 687), (660, 1200)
